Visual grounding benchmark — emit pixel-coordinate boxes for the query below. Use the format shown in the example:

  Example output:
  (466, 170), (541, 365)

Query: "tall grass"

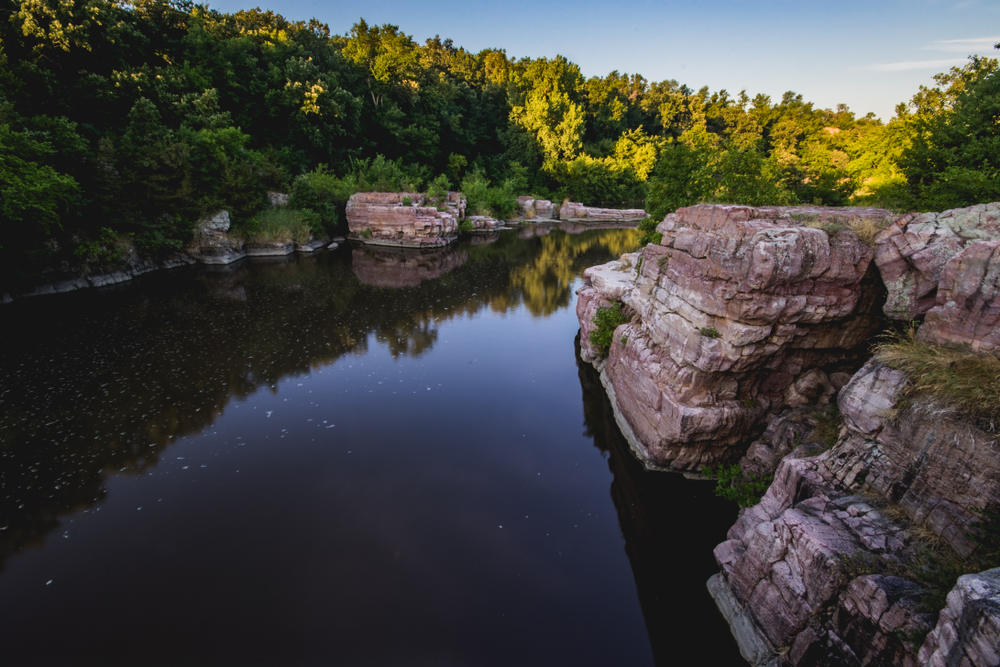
(875, 326), (1000, 431)
(802, 216), (892, 248)
(234, 208), (315, 246)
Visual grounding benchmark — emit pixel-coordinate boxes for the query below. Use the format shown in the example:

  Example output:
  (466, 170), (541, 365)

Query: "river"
(0, 226), (742, 666)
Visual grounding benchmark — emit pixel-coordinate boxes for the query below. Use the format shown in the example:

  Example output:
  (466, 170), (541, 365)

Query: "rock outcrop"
(701, 203), (1000, 667)
(559, 201), (648, 222)
(465, 215), (503, 233)
(346, 192), (464, 248)
(517, 196), (557, 220)
(576, 204), (895, 471)
(351, 246), (467, 288)
(874, 202), (1000, 321)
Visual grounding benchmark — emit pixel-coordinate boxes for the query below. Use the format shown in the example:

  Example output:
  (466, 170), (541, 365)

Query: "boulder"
(559, 202), (648, 222)
(466, 215), (503, 233)
(826, 359), (1000, 558)
(196, 210), (231, 235)
(346, 192), (462, 248)
(576, 204), (895, 470)
(874, 202), (1000, 320)
(517, 197), (557, 220)
(919, 238), (1000, 355)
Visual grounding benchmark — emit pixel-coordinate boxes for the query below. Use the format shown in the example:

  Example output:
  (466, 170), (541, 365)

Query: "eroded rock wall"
(576, 204), (894, 471)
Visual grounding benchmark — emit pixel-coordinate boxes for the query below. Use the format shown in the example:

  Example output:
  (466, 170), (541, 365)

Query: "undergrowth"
(589, 302), (630, 355)
(701, 464), (773, 508)
(637, 217), (662, 247)
(875, 326), (1000, 432)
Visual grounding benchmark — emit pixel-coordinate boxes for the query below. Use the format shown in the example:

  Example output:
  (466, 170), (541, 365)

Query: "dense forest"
(1, 0), (998, 291)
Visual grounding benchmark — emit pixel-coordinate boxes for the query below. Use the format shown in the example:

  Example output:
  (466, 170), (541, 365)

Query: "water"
(0, 227), (742, 666)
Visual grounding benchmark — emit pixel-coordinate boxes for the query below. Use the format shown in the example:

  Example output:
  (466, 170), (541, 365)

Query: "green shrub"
(457, 219), (473, 233)
(875, 326), (1000, 431)
(589, 302), (631, 355)
(636, 216), (662, 247)
(360, 227), (373, 239)
(699, 326), (722, 338)
(290, 165), (347, 228)
(701, 464), (773, 508)
(401, 195), (412, 206)
(460, 169), (518, 219)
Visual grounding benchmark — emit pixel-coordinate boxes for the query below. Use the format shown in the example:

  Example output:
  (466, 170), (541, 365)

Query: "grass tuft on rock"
(875, 326), (1000, 431)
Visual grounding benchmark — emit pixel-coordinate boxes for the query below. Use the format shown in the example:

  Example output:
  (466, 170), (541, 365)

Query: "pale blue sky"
(207, 0), (998, 120)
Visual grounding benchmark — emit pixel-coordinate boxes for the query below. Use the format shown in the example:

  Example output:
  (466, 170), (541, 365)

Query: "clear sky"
(205, 0), (998, 121)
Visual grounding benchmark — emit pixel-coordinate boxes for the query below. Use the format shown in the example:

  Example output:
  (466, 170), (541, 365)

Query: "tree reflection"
(0, 228), (638, 569)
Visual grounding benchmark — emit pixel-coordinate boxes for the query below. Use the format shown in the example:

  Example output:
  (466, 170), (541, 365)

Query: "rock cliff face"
(576, 204), (894, 471)
(702, 202), (1000, 666)
(345, 192), (464, 248)
(576, 202), (1000, 667)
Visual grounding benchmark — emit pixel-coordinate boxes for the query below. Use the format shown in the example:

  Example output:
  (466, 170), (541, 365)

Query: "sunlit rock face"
(874, 202), (1000, 321)
(346, 192), (464, 248)
(466, 215), (503, 233)
(517, 197), (556, 220)
(351, 246), (467, 288)
(559, 202), (648, 222)
(576, 204), (895, 471)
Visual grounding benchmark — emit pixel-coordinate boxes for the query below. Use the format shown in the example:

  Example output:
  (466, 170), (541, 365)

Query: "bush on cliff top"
(875, 326), (1000, 431)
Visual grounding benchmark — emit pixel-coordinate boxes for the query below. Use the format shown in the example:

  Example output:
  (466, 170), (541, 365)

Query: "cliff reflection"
(0, 228), (638, 569)
(575, 336), (742, 666)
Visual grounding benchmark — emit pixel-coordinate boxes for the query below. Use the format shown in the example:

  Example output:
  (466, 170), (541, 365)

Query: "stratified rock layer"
(346, 192), (463, 248)
(576, 204), (895, 470)
(919, 568), (1000, 667)
(559, 201), (648, 221)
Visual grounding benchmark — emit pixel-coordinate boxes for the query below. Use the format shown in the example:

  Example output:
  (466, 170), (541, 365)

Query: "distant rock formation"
(346, 192), (465, 248)
(559, 202), (648, 222)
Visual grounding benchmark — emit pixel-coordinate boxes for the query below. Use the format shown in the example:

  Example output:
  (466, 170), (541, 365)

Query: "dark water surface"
(0, 227), (742, 666)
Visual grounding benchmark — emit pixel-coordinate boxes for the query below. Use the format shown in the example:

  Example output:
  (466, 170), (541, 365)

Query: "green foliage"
(588, 302), (630, 355)
(401, 195), (412, 206)
(290, 165), (345, 228)
(636, 216), (662, 247)
(360, 227), (373, 239)
(698, 326), (721, 338)
(810, 403), (842, 449)
(899, 57), (1000, 211)
(460, 169), (517, 219)
(701, 464), (773, 508)
(457, 219), (473, 233)
(875, 326), (1000, 431)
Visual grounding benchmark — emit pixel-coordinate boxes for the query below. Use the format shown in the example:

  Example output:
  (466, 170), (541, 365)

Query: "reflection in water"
(352, 245), (468, 288)
(0, 228), (639, 570)
(576, 335), (744, 666)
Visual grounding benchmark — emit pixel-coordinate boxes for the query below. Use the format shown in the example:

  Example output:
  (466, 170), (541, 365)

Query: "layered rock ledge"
(698, 203), (1000, 667)
(559, 201), (648, 222)
(576, 204), (894, 471)
(346, 192), (464, 248)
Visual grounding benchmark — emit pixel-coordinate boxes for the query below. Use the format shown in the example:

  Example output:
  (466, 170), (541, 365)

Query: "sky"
(205, 0), (999, 121)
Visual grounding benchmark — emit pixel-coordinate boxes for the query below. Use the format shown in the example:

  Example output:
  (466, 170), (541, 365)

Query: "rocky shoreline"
(575, 202), (1000, 666)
